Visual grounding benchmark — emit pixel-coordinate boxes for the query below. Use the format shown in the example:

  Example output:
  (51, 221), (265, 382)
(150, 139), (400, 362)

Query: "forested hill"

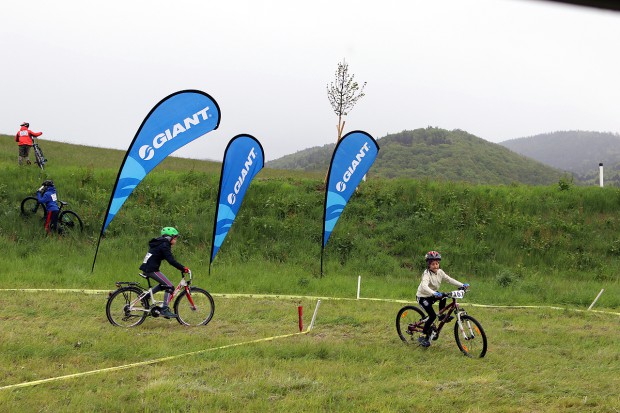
(267, 128), (565, 185)
(499, 131), (620, 183)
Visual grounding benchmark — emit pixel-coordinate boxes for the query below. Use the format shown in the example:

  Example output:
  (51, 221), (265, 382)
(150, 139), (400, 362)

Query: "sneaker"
(26, 160), (32, 165)
(418, 336), (431, 347)
(161, 306), (177, 319)
(438, 314), (454, 323)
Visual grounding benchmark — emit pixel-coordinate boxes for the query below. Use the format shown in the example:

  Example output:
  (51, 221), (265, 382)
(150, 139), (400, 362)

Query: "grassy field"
(1, 134), (619, 411)
(1, 291), (619, 412)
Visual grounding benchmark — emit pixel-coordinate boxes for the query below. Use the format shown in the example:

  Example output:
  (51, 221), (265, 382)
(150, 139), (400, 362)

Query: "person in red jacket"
(15, 122), (42, 166)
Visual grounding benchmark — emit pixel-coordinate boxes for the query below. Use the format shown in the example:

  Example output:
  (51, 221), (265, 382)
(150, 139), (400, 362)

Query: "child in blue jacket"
(37, 180), (60, 234)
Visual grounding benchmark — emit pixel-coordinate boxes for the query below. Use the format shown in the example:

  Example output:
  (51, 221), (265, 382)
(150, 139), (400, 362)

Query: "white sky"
(2, 0), (619, 162)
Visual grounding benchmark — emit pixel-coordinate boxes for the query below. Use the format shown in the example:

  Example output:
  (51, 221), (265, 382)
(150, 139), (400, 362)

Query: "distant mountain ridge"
(267, 128), (564, 185)
(499, 131), (620, 183)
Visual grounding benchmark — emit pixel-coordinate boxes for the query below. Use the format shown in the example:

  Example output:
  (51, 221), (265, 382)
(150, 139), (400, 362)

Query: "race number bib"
(451, 290), (465, 299)
(142, 252), (152, 264)
(51, 193), (57, 202)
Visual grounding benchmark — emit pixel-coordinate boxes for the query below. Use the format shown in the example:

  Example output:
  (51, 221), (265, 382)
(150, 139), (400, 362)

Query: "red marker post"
(298, 306), (303, 332)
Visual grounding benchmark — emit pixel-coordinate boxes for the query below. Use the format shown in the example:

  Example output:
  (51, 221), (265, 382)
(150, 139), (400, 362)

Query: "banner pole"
(357, 276), (361, 299)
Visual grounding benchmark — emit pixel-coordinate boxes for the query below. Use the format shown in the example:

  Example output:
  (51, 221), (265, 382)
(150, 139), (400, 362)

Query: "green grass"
(1, 291), (618, 412)
(1, 134), (620, 411)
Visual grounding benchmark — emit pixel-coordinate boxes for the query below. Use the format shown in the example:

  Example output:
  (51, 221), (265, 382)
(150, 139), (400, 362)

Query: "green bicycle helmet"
(161, 227), (179, 237)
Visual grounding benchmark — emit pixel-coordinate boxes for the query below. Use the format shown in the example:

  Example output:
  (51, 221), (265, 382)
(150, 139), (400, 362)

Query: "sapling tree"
(327, 59), (367, 142)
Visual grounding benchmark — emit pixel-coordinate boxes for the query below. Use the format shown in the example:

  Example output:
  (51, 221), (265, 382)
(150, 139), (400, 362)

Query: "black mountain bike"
(106, 270), (215, 327)
(396, 288), (487, 358)
(20, 196), (84, 233)
(32, 137), (47, 170)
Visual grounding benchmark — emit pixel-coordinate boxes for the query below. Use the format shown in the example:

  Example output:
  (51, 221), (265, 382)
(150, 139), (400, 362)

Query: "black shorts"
(19, 145), (31, 157)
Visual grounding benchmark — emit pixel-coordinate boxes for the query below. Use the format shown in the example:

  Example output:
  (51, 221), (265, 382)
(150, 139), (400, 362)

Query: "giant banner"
(210, 134), (264, 264)
(93, 90), (221, 271)
(322, 130), (379, 273)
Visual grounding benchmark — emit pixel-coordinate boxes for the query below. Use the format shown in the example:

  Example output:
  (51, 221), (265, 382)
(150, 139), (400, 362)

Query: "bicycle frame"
(430, 290), (473, 341)
(404, 290), (467, 337)
(116, 271), (196, 314)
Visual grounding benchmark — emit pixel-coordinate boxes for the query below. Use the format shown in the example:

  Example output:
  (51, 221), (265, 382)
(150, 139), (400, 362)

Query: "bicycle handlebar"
(182, 269), (193, 284)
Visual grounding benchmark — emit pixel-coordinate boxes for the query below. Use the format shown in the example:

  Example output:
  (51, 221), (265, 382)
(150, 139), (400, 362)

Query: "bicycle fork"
(169, 278), (197, 311)
(456, 311), (475, 341)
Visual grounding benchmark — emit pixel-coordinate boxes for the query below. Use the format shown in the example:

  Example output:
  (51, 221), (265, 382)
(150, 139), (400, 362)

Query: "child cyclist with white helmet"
(140, 227), (190, 319)
(416, 251), (469, 347)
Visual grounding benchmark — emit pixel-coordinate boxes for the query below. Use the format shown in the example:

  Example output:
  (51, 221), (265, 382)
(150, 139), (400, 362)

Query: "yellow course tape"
(1, 289), (618, 316)
(0, 330), (309, 391)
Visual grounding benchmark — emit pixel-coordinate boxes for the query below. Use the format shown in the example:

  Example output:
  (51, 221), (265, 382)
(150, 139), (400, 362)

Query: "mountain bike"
(20, 196), (84, 233)
(106, 270), (215, 327)
(395, 288), (487, 358)
(32, 137), (47, 170)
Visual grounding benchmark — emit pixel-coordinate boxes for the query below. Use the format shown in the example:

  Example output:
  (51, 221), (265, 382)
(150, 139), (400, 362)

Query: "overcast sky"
(2, 0), (619, 162)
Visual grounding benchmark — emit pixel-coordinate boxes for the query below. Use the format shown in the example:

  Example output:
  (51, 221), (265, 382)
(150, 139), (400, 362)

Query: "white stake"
(588, 289), (605, 310)
(308, 299), (321, 331)
(357, 276), (361, 299)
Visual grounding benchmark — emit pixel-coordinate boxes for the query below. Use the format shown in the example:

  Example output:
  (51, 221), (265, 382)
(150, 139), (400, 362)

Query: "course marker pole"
(588, 289), (605, 310)
(308, 299), (321, 331)
(357, 276), (361, 299)
(298, 306), (303, 332)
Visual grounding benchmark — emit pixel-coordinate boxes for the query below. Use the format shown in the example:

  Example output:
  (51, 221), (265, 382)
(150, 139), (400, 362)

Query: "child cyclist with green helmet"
(416, 251), (469, 347)
(140, 227), (190, 319)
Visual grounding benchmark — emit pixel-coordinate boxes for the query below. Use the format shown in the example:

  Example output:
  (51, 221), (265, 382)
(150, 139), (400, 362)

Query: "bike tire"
(174, 287), (215, 326)
(454, 314), (487, 358)
(59, 210), (84, 233)
(106, 286), (149, 327)
(20, 196), (46, 219)
(396, 305), (426, 343)
(33, 144), (45, 170)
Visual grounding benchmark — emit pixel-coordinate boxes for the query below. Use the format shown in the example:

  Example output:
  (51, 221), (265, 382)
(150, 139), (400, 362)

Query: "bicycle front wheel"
(106, 286), (149, 327)
(33, 145), (46, 170)
(454, 314), (487, 358)
(396, 305), (426, 343)
(174, 287), (215, 326)
(21, 196), (46, 219)
(59, 210), (84, 233)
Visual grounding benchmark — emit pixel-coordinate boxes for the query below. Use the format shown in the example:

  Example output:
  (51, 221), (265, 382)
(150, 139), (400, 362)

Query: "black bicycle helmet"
(21, 122), (29, 127)
(42, 180), (54, 187)
(425, 251), (442, 261)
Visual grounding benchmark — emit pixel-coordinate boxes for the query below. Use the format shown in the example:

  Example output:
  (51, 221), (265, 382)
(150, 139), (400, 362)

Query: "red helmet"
(425, 251), (442, 261)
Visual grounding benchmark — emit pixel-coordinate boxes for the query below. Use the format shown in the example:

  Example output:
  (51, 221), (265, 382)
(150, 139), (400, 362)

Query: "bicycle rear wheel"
(454, 314), (487, 358)
(59, 210), (84, 233)
(174, 287), (215, 326)
(396, 305), (426, 343)
(106, 286), (149, 327)
(21, 196), (46, 219)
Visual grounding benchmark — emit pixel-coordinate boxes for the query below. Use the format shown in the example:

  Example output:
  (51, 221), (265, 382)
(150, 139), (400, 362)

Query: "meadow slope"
(1, 134), (619, 412)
